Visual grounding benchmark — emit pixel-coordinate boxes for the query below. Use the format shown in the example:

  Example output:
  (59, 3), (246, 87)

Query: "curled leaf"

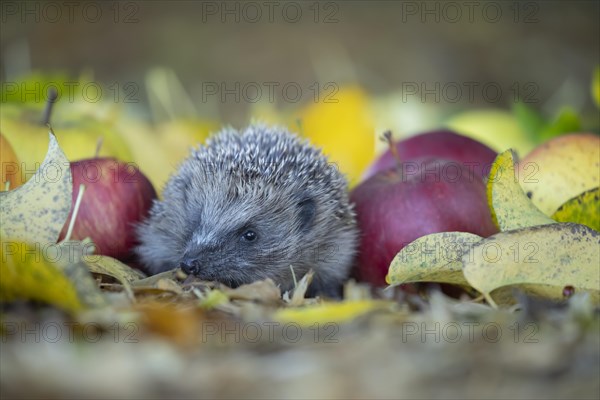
(0, 132), (72, 243)
(487, 150), (555, 231)
(386, 232), (482, 287)
(552, 187), (599, 231)
(83, 255), (146, 301)
(462, 223), (600, 306)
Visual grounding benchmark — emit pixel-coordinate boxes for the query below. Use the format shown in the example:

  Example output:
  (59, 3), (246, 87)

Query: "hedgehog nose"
(180, 259), (199, 275)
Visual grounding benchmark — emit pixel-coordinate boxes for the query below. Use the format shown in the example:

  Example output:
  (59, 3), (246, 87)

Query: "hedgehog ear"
(297, 198), (316, 232)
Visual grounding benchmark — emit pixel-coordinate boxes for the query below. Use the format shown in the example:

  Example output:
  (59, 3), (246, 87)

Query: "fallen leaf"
(386, 232), (482, 287)
(487, 149), (555, 231)
(132, 269), (181, 287)
(155, 279), (183, 295)
(551, 187), (599, 231)
(462, 223), (600, 306)
(0, 131), (72, 243)
(224, 279), (282, 304)
(285, 269), (314, 306)
(83, 255), (146, 301)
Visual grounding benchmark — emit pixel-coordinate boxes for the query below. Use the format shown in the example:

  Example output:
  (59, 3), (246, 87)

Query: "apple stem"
(95, 137), (104, 158)
(42, 87), (58, 126)
(65, 183), (86, 241)
(383, 130), (402, 165)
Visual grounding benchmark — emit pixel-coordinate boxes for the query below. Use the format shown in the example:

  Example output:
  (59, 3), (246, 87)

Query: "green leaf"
(538, 107), (581, 142)
(552, 187), (600, 231)
(591, 66), (600, 108)
(1, 72), (72, 106)
(512, 102), (546, 143)
(462, 223), (600, 307)
(0, 131), (72, 243)
(487, 150), (555, 231)
(386, 232), (482, 287)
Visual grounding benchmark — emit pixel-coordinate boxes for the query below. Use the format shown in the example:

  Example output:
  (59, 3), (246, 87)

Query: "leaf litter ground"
(1, 270), (599, 399)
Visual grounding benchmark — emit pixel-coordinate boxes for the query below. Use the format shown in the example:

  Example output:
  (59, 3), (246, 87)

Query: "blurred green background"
(2, 0), (598, 124)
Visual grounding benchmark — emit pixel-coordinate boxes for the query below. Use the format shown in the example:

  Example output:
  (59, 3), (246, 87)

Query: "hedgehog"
(135, 124), (358, 297)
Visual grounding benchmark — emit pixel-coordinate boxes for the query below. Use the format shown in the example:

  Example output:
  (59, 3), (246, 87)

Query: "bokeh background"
(2, 0), (598, 116)
(1, 0), (599, 189)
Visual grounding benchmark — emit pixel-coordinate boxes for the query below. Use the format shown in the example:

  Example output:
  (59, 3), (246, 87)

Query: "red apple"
(58, 158), (157, 261)
(351, 157), (498, 286)
(362, 130), (497, 181)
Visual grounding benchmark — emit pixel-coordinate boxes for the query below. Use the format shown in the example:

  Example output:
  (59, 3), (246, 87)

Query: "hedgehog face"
(177, 186), (320, 289)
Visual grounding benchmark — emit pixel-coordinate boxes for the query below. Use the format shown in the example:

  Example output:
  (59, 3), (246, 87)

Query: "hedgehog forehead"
(193, 178), (293, 226)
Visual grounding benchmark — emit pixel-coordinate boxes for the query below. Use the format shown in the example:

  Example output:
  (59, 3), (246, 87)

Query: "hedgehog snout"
(180, 258), (200, 275)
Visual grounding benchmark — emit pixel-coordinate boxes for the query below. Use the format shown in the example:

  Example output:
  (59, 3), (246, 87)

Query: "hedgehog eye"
(241, 229), (258, 242)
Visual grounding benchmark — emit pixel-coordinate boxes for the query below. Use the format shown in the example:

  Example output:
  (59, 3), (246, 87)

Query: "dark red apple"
(362, 130), (497, 181)
(351, 157), (498, 286)
(58, 158), (157, 261)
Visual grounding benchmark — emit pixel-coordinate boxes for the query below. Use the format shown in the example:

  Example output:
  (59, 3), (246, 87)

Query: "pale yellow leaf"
(0, 132), (72, 243)
(386, 232), (482, 287)
(462, 223), (600, 306)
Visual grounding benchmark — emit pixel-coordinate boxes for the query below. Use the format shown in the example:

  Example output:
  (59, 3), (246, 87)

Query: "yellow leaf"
(291, 85), (376, 187)
(552, 187), (600, 231)
(1, 102), (132, 167)
(0, 241), (83, 313)
(386, 232), (482, 287)
(274, 300), (393, 326)
(487, 150), (555, 231)
(0, 131), (72, 243)
(462, 223), (600, 306)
